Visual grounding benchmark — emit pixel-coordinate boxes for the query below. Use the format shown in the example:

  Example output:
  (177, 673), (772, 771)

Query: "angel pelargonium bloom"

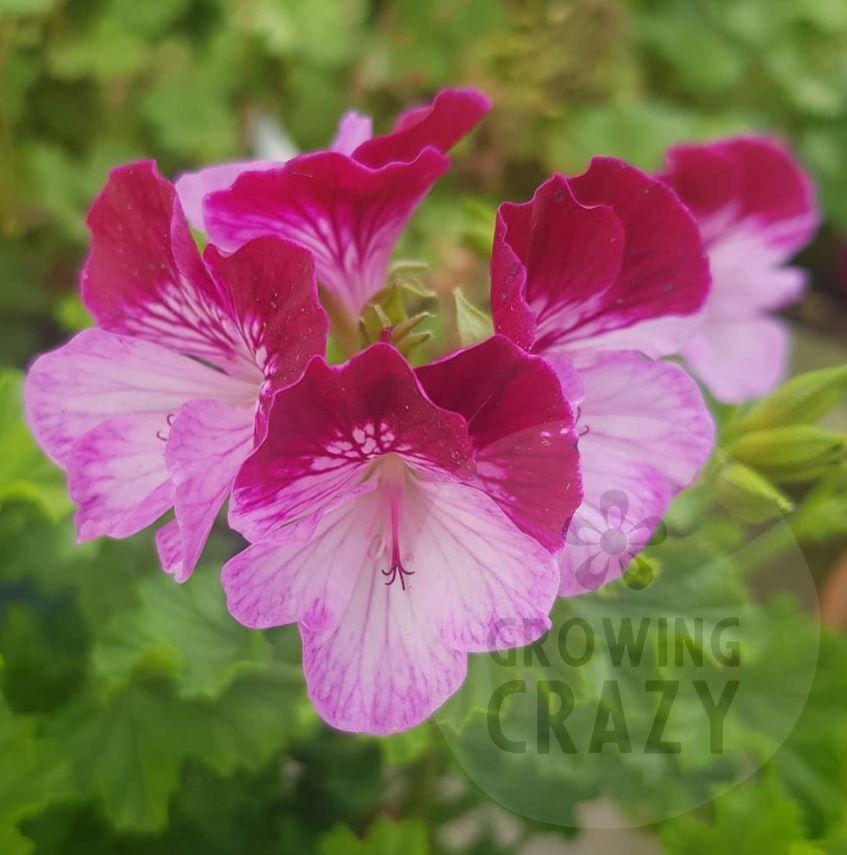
(222, 337), (581, 734)
(491, 160), (715, 595)
(200, 88), (491, 316)
(24, 161), (328, 581)
(659, 136), (819, 402)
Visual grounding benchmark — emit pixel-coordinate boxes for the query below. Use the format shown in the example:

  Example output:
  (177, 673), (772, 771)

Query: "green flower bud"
(729, 425), (847, 483)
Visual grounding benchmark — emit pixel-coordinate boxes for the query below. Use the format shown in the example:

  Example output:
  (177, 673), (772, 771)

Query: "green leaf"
(0, 599), (88, 714)
(93, 570), (271, 699)
(319, 816), (429, 854)
(0, 697), (70, 855)
(48, 669), (310, 833)
(770, 630), (847, 837)
(0, 371), (70, 519)
(661, 772), (822, 854)
(734, 365), (847, 433)
(453, 289), (492, 346)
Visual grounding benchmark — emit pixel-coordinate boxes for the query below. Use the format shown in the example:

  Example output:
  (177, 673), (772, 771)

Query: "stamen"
(380, 472), (413, 590)
(381, 560), (414, 590)
(157, 413), (177, 443)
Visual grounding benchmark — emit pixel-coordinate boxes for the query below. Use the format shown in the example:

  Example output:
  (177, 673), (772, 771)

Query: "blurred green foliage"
(2, 0), (847, 852)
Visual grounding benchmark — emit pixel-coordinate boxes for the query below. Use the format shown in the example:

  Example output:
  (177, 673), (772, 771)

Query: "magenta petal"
(491, 162), (710, 354)
(204, 150), (449, 314)
(162, 399), (254, 582)
(229, 343), (474, 543)
(491, 174), (625, 352)
(202, 236), (328, 390)
(662, 135), (818, 256)
(565, 157), (711, 341)
(82, 161), (256, 375)
(658, 137), (817, 402)
(417, 335), (582, 552)
(175, 160), (281, 231)
(352, 87), (491, 169)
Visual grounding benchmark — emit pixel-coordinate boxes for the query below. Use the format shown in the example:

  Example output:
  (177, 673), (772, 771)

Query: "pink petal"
(683, 316), (791, 403)
(24, 329), (253, 467)
(402, 479), (559, 653)
(558, 350), (714, 595)
(155, 520), (183, 575)
(67, 413), (175, 542)
(202, 236), (329, 391)
(416, 335), (582, 552)
(204, 150), (449, 314)
(301, 570), (468, 735)
(229, 343), (473, 543)
(301, 480), (556, 734)
(577, 313), (703, 358)
(83, 161), (260, 377)
(175, 160), (281, 231)
(662, 135), (818, 257)
(330, 110), (373, 155)
(160, 399), (254, 582)
(575, 350), (714, 488)
(224, 477), (557, 734)
(352, 87), (491, 168)
(223, 487), (380, 631)
(706, 236), (808, 317)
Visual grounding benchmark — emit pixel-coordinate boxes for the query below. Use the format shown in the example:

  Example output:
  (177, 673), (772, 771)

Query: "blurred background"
(2, 1), (847, 852)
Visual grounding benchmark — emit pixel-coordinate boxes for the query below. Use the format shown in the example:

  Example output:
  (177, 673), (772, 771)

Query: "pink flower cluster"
(25, 89), (817, 734)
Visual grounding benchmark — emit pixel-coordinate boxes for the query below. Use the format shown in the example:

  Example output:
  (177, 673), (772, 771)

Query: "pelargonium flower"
(491, 160), (715, 595)
(658, 136), (819, 402)
(195, 88), (491, 316)
(221, 337), (582, 733)
(24, 161), (328, 581)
